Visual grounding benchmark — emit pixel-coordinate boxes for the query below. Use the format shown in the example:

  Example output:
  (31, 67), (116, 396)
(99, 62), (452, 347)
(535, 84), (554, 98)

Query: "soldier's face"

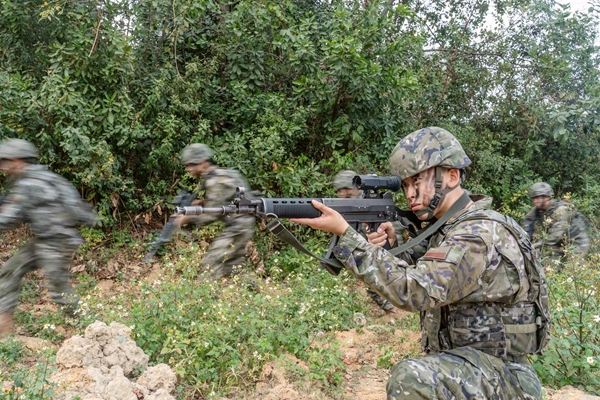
(0, 159), (20, 176)
(532, 196), (551, 211)
(185, 161), (209, 178)
(401, 169), (437, 214)
(337, 188), (360, 198)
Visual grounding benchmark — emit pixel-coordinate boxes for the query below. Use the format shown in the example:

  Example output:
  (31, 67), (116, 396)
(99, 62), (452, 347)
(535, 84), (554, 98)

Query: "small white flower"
(566, 277), (573, 283)
(594, 315), (600, 323)
(587, 356), (594, 364)
(557, 304), (563, 311)
(574, 302), (580, 307)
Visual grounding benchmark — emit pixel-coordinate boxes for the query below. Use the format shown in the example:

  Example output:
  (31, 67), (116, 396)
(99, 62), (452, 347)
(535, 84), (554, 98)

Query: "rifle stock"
(143, 190), (197, 263)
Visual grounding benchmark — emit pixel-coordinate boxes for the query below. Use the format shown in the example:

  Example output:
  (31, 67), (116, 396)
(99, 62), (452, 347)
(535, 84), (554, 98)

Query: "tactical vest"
(431, 209), (551, 358)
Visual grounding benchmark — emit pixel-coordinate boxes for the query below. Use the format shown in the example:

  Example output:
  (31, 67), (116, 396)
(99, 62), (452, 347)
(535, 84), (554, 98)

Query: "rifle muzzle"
(176, 206), (232, 215)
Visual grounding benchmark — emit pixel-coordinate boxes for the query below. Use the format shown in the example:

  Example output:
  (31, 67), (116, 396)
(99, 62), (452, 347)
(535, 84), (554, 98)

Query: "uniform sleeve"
(0, 180), (37, 230)
(332, 226), (489, 312)
(542, 205), (571, 247)
(186, 174), (237, 226)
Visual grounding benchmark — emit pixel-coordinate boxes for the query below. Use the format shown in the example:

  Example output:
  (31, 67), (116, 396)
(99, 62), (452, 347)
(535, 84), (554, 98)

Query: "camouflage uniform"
(181, 144), (255, 278)
(0, 139), (95, 318)
(330, 128), (549, 399)
(523, 183), (589, 265)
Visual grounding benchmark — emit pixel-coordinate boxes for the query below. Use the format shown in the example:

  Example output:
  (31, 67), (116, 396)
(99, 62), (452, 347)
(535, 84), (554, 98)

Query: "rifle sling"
(388, 191), (471, 256)
(266, 219), (346, 274)
(266, 191), (472, 273)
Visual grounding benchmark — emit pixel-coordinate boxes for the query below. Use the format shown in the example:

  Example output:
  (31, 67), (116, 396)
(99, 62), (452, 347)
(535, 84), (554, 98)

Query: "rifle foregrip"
(265, 203), (322, 219)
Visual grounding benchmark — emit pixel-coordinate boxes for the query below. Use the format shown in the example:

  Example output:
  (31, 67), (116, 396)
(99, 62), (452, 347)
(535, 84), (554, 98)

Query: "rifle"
(143, 190), (198, 263)
(175, 175), (423, 275)
(525, 208), (537, 241)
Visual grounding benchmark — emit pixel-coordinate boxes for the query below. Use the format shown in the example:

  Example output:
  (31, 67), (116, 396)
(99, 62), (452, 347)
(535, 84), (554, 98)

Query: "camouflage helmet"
(389, 127), (471, 180)
(333, 170), (357, 190)
(528, 182), (553, 198)
(181, 143), (214, 165)
(0, 138), (39, 160)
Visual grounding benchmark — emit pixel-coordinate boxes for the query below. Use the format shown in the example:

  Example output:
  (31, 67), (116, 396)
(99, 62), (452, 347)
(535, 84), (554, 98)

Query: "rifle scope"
(352, 175), (401, 192)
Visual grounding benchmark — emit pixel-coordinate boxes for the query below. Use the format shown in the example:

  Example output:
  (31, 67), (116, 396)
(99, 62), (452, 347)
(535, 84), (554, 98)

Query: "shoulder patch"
(423, 247), (451, 260)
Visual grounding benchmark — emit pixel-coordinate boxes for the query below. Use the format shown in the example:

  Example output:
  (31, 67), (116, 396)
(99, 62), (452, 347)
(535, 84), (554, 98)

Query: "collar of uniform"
(20, 163), (47, 178)
(541, 198), (559, 216)
(202, 164), (218, 177)
(444, 193), (492, 225)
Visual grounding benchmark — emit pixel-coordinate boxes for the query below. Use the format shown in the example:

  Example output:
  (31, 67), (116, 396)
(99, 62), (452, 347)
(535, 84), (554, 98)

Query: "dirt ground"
(2, 227), (599, 400)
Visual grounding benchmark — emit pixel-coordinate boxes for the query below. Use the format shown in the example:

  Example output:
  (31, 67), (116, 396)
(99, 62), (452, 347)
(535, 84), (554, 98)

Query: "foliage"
(0, 337), (24, 367)
(530, 248), (600, 394)
(1, 0), (598, 225)
(68, 246), (369, 396)
(0, 354), (57, 400)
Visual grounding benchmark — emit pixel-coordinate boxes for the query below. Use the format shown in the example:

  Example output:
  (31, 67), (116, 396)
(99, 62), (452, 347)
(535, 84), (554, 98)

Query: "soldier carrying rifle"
(172, 143), (255, 279)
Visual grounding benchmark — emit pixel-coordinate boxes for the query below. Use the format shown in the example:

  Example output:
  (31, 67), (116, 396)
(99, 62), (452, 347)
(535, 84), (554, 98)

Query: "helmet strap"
(413, 167), (462, 220)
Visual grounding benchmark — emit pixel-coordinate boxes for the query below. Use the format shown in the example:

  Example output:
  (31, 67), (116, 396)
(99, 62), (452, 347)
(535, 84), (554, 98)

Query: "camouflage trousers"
(202, 216), (255, 278)
(366, 288), (394, 311)
(387, 347), (542, 400)
(0, 237), (80, 314)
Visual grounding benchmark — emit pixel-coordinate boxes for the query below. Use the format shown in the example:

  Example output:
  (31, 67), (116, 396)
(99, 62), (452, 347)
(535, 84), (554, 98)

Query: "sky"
(559, 0), (595, 11)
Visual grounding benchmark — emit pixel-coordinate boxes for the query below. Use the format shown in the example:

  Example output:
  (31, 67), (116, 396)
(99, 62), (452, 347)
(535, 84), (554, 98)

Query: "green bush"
(73, 247), (368, 396)
(531, 249), (600, 394)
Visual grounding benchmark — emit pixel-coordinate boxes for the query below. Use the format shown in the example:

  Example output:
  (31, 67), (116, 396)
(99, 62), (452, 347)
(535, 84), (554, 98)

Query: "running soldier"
(0, 138), (96, 336)
(523, 182), (589, 270)
(293, 127), (550, 399)
(173, 143), (255, 278)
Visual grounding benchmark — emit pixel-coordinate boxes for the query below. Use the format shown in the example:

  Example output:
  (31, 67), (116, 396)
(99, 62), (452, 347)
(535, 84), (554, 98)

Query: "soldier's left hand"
(291, 200), (349, 236)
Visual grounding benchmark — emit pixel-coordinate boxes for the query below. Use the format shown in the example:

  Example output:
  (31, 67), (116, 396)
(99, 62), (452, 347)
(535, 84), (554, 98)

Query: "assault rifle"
(175, 175), (422, 275)
(143, 190), (198, 263)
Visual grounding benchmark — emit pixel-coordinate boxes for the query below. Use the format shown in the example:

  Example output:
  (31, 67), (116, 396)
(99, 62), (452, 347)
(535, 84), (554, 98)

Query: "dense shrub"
(1, 0), (599, 225)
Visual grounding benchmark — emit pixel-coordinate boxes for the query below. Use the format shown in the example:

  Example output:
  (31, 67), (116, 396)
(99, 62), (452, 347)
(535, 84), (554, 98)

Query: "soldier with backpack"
(292, 127), (550, 399)
(523, 182), (589, 270)
(0, 138), (97, 336)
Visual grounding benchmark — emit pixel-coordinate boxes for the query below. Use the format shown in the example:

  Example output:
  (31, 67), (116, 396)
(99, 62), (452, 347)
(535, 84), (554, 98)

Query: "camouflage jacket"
(523, 200), (589, 257)
(333, 194), (548, 359)
(0, 164), (83, 240)
(187, 165), (254, 227)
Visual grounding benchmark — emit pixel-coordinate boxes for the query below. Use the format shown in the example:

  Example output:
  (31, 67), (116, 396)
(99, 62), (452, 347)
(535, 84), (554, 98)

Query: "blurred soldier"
(333, 170), (397, 316)
(173, 143), (255, 279)
(293, 127), (550, 399)
(523, 182), (589, 269)
(0, 138), (96, 336)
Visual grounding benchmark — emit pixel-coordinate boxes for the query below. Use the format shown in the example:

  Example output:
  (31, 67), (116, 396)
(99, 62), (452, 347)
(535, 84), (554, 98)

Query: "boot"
(0, 313), (14, 337)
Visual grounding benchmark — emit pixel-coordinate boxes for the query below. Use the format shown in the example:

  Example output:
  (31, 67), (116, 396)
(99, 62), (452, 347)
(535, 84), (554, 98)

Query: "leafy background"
(2, 0), (599, 224)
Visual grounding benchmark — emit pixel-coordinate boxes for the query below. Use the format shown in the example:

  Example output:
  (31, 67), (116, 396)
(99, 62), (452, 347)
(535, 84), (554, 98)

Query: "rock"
(547, 385), (600, 400)
(13, 335), (54, 352)
(137, 364), (177, 393)
(49, 320), (175, 400)
(56, 336), (104, 369)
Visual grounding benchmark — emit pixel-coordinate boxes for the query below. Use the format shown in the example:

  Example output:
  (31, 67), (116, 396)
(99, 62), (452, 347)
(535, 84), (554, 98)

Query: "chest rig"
(422, 209), (551, 359)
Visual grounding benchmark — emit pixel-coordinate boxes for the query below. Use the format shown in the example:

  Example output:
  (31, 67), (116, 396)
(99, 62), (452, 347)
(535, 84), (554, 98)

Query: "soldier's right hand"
(191, 199), (203, 206)
(171, 214), (187, 228)
(367, 222), (397, 248)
